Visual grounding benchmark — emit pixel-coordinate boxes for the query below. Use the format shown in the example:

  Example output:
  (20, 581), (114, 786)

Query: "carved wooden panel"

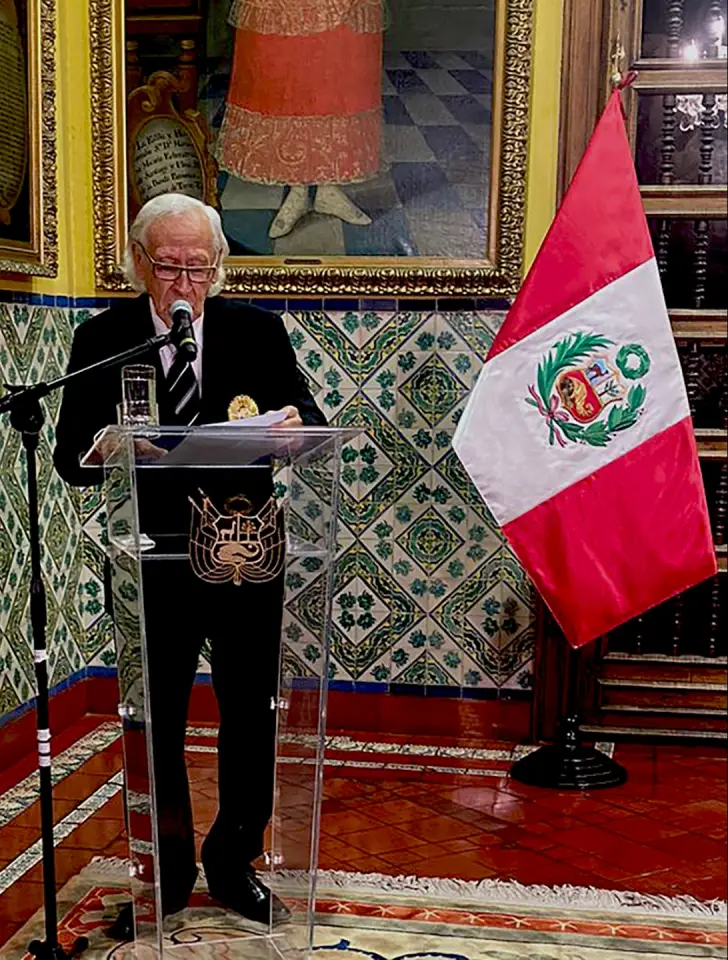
(648, 217), (727, 309)
(637, 93), (728, 184)
(642, 0), (727, 60)
(607, 575), (727, 660)
(677, 343), (728, 428)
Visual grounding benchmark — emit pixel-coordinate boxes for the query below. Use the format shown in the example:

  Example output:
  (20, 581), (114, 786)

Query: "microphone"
(170, 300), (198, 361)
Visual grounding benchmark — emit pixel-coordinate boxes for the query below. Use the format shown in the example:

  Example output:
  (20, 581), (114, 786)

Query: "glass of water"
(119, 365), (159, 426)
(118, 365), (159, 553)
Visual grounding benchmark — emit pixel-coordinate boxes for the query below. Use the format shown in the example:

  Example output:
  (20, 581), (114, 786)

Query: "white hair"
(123, 193), (229, 296)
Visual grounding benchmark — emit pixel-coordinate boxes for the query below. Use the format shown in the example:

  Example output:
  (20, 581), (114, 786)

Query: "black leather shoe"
(107, 903), (134, 942)
(207, 871), (292, 927)
(107, 894), (191, 942)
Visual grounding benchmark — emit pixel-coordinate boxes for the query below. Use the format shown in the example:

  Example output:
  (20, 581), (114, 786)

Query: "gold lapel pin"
(227, 394), (259, 420)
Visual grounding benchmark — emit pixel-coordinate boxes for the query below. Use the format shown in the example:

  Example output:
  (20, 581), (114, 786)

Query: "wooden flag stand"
(510, 600), (628, 790)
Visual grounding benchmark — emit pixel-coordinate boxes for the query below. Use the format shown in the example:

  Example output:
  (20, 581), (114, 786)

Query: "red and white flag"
(452, 89), (717, 648)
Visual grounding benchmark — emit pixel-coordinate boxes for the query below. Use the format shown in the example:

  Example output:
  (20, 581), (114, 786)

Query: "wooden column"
(126, 40), (143, 95)
(177, 39), (198, 113)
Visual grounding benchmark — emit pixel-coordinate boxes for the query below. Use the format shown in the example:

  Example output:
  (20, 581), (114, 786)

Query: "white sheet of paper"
(210, 410), (288, 428)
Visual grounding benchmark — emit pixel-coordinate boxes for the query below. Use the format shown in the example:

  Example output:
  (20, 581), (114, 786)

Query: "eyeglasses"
(137, 242), (218, 283)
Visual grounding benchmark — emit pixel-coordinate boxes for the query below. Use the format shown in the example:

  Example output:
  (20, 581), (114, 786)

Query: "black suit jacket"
(54, 295), (326, 489)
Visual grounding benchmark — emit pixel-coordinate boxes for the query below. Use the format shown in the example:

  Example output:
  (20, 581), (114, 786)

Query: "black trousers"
(140, 558), (284, 914)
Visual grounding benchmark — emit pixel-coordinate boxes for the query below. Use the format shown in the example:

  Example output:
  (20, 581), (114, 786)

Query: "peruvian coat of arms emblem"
(188, 490), (285, 585)
(526, 332), (651, 447)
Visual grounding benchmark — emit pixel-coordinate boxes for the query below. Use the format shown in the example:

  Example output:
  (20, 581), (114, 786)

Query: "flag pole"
(510, 604), (628, 790)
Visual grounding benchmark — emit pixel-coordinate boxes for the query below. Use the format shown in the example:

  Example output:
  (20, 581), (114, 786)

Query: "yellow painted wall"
(0, 0), (95, 296)
(524, 0), (564, 272)
(1, 0), (561, 298)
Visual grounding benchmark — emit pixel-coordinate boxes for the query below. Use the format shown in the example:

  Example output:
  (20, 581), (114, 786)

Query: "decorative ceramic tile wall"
(282, 309), (535, 693)
(0, 300), (535, 724)
(0, 304), (95, 717)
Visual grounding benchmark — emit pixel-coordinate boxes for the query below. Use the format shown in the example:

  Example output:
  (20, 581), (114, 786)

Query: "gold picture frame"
(0, 0), (57, 277)
(90, 0), (533, 297)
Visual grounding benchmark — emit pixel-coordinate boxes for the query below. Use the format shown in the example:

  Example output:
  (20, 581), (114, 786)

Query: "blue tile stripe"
(329, 680), (531, 701)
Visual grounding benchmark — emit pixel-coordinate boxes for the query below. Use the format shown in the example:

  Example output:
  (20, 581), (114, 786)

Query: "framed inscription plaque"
(90, 0), (534, 297)
(0, 0), (57, 276)
(128, 71), (218, 219)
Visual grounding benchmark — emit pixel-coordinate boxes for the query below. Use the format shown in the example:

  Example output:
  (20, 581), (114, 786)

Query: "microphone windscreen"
(170, 299), (194, 320)
(170, 300), (197, 359)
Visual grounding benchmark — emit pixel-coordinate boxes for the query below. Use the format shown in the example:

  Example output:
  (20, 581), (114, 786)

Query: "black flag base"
(510, 712), (628, 790)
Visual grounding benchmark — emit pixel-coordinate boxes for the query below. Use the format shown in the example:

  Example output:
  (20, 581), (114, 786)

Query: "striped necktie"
(165, 348), (201, 426)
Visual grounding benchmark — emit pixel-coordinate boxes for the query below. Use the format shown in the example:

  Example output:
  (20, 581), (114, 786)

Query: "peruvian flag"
(452, 89), (717, 648)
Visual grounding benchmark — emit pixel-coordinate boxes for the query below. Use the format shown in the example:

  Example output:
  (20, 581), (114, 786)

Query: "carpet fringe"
(303, 869), (728, 921)
(84, 856), (133, 878)
(78, 858), (727, 922)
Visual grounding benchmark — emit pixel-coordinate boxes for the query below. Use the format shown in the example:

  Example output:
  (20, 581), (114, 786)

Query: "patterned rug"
(1, 860), (725, 959)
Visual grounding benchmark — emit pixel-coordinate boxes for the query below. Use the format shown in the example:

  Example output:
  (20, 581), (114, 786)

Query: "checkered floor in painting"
(199, 51), (493, 259)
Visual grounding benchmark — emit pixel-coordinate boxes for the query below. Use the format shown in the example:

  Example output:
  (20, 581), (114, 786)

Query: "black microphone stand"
(0, 332), (171, 960)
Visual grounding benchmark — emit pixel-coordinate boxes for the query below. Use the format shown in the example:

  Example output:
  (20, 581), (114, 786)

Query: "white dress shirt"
(151, 303), (204, 392)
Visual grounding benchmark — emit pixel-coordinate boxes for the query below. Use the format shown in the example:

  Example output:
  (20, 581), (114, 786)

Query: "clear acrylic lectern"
(83, 425), (357, 959)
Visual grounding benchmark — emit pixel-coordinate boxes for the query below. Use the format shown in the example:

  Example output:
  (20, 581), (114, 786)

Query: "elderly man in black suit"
(54, 193), (326, 936)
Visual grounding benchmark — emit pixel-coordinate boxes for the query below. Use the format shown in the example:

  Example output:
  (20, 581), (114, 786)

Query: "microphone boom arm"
(0, 331), (172, 414)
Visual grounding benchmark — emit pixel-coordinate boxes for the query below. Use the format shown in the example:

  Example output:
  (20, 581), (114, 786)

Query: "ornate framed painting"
(90, 0), (533, 296)
(0, 0), (57, 276)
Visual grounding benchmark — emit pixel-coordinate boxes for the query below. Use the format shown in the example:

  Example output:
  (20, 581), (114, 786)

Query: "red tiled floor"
(584, 862), (635, 883)
(0, 825), (46, 867)
(519, 820), (559, 836)
(356, 797), (429, 825)
(4, 797), (79, 832)
(309, 745), (726, 897)
(440, 838), (480, 854)
(343, 850), (395, 873)
(0, 715), (109, 797)
(50, 772), (111, 803)
(0, 877), (44, 948)
(473, 832), (507, 848)
(516, 833), (558, 852)
(52, 846), (102, 888)
(59, 816), (125, 852)
(317, 835), (359, 862)
(405, 815), (481, 844)
(647, 831), (728, 863)
(319, 809), (387, 835)
(414, 853), (497, 881)
(344, 825), (428, 856)
(93, 794), (124, 821)
(378, 843), (452, 868)
(605, 816), (688, 843)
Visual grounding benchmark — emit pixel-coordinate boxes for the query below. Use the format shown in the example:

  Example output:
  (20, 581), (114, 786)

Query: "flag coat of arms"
(452, 89), (717, 648)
